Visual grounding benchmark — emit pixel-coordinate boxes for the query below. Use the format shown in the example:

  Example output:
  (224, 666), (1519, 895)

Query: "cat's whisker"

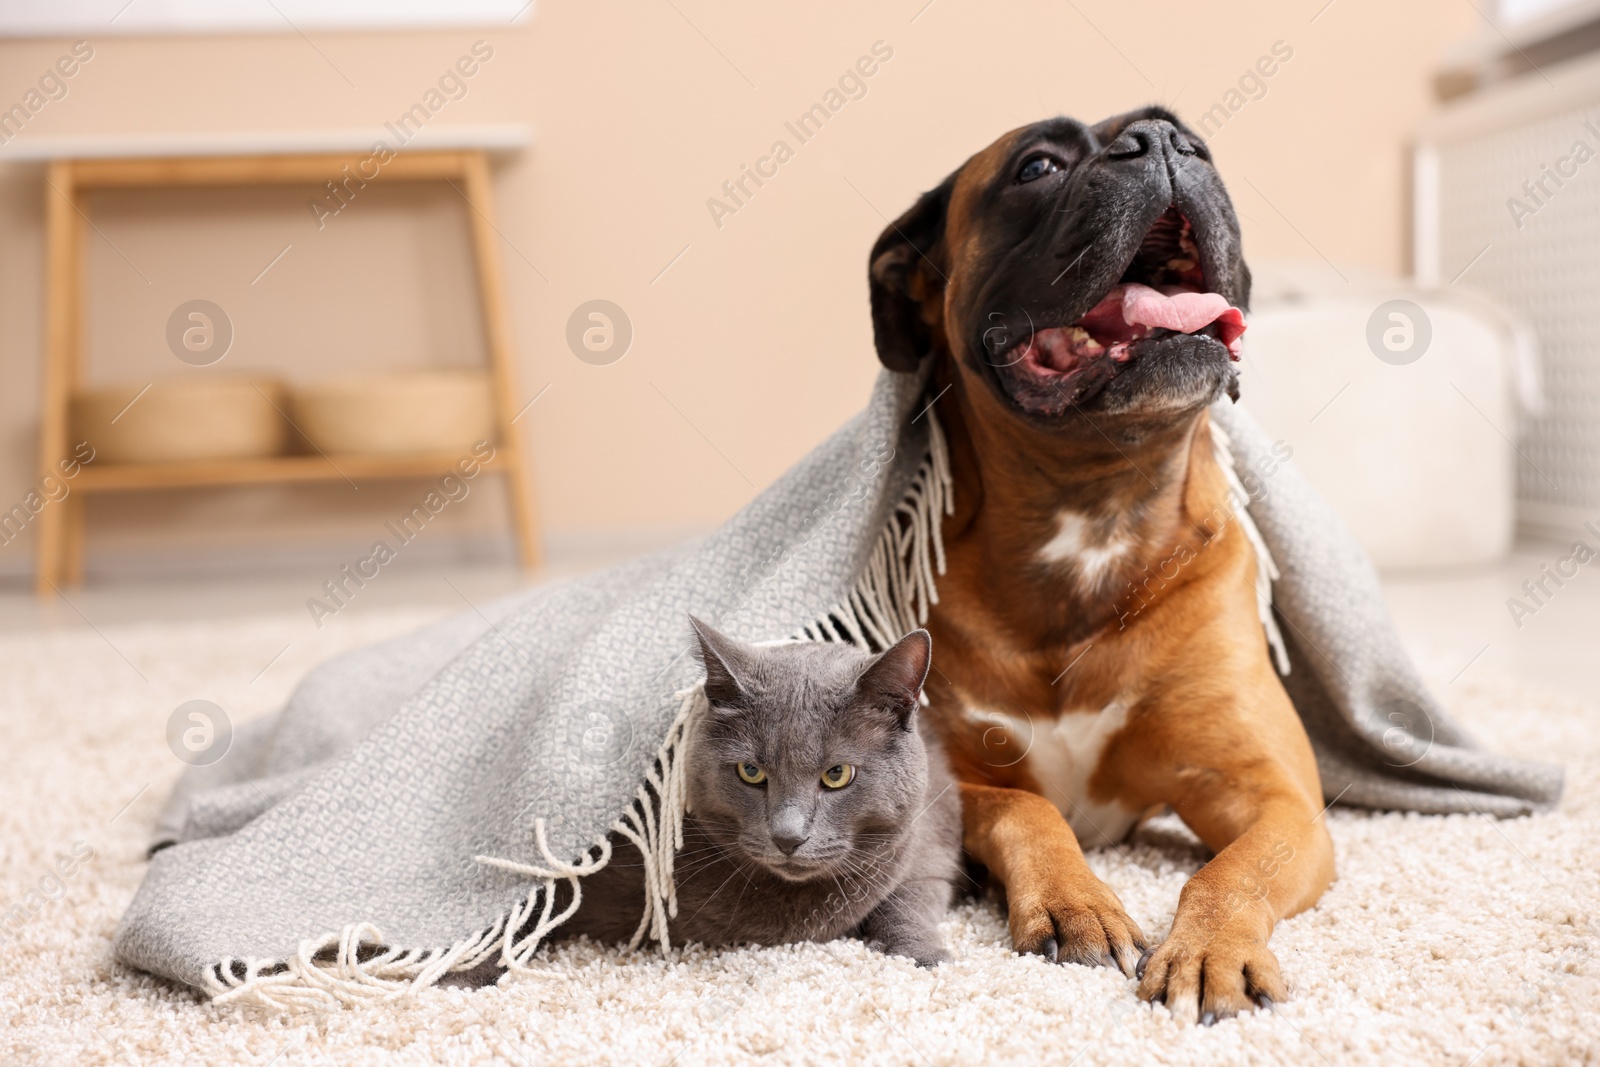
(679, 861), (753, 931)
(561, 623), (958, 960)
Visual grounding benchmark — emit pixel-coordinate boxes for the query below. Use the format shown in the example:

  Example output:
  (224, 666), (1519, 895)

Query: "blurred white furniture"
(1416, 43), (1600, 538)
(1241, 270), (1536, 570)
(1434, 0), (1600, 98)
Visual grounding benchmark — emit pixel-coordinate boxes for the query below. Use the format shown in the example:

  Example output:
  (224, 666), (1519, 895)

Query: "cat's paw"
(868, 937), (950, 968)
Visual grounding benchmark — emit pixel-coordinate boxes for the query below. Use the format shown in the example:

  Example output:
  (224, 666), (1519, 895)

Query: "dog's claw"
(1136, 926), (1286, 1023)
(1135, 948), (1152, 980)
(1004, 872), (1144, 976)
(1255, 993), (1274, 1011)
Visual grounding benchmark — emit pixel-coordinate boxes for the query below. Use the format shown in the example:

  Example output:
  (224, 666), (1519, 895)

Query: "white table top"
(0, 123), (532, 163)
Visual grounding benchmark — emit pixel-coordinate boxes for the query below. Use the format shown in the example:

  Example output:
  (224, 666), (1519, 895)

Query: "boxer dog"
(867, 107), (1333, 1023)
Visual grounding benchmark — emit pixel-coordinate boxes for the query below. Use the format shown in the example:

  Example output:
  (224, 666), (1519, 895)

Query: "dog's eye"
(1016, 155), (1062, 183)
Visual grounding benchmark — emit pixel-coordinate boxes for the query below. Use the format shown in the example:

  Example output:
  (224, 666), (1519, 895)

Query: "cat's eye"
(736, 762), (766, 785)
(820, 764), (855, 789)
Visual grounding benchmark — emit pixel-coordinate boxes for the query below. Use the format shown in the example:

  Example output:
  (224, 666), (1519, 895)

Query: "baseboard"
(90, 532), (518, 583)
(1518, 501), (1600, 544)
(0, 522), (711, 588)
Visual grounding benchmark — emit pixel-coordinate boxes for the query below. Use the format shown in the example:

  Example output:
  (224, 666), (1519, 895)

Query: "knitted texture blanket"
(113, 369), (1563, 1009)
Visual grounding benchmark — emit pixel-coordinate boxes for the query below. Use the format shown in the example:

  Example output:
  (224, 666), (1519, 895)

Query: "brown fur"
(892, 124), (1334, 1023)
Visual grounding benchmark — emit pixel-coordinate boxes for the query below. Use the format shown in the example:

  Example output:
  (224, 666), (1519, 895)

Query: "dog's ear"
(868, 178), (952, 373)
(1090, 106), (1208, 155)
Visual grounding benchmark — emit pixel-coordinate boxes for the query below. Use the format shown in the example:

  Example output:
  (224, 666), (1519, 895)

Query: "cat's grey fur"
(558, 618), (963, 966)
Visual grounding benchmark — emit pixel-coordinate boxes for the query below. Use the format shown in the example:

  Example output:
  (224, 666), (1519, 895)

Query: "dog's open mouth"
(1002, 207), (1245, 399)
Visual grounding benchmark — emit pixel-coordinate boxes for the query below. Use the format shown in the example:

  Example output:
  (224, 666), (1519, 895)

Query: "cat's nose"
(771, 830), (808, 855)
(770, 803), (811, 855)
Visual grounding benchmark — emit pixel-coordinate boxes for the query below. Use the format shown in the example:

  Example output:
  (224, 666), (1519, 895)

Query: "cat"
(557, 617), (963, 966)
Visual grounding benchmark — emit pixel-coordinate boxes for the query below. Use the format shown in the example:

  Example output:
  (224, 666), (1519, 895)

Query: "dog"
(867, 107), (1333, 1024)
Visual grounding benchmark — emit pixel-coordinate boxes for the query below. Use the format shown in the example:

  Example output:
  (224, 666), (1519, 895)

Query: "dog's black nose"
(771, 831), (807, 855)
(1103, 119), (1197, 162)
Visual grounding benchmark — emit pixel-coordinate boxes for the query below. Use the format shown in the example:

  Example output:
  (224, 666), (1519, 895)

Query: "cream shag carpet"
(1, 608), (1596, 1067)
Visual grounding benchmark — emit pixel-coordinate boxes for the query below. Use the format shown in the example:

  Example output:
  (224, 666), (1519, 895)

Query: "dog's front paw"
(1008, 875), (1146, 977)
(1135, 922), (1286, 1024)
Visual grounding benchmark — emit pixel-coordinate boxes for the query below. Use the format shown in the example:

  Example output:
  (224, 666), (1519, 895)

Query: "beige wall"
(0, 0), (1475, 581)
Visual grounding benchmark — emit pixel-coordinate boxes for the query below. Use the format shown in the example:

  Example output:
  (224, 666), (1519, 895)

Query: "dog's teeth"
(1066, 326), (1103, 353)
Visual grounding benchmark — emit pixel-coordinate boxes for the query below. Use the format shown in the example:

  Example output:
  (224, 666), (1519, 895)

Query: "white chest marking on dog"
(1037, 509), (1130, 593)
(963, 700), (1139, 848)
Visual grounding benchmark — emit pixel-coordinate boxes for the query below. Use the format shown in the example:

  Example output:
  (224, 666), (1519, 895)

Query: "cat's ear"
(857, 629), (932, 728)
(689, 615), (751, 708)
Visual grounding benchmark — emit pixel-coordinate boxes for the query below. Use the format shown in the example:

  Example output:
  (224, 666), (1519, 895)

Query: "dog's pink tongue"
(1121, 283), (1246, 358)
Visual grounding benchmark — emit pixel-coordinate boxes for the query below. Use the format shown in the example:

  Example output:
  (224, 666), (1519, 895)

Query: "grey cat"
(557, 617), (963, 966)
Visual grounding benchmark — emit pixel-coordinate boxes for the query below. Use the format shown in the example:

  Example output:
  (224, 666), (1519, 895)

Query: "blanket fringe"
(205, 688), (701, 1010)
(801, 410), (953, 650)
(201, 409), (955, 1011)
(1208, 418), (1289, 675)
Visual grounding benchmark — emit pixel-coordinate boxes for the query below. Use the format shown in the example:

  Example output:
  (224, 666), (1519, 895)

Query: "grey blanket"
(113, 368), (1563, 1008)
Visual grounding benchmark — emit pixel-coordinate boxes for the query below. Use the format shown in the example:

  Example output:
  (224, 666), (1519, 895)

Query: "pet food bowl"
(289, 370), (494, 456)
(71, 378), (290, 465)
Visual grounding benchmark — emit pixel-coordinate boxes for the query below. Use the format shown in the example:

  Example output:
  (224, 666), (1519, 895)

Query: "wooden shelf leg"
(60, 491), (87, 585)
(33, 502), (67, 594)
(460, 150), (543, 571)
(36, 161), (82, 596)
